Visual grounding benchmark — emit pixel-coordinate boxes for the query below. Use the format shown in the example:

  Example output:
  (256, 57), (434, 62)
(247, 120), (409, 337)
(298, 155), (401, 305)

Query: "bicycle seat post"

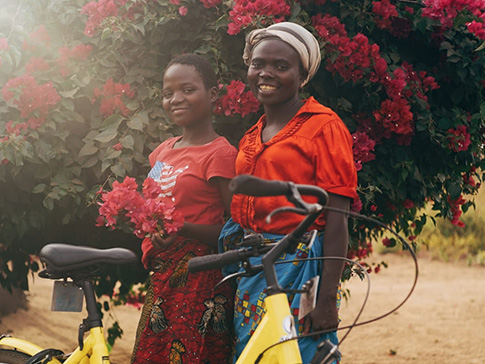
(80, 279), (102, 329)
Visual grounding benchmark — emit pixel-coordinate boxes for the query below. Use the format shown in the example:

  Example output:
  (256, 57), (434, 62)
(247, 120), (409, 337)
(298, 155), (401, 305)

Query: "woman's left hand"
(303, 295), (339, 336)
(151, 232), (178, 250)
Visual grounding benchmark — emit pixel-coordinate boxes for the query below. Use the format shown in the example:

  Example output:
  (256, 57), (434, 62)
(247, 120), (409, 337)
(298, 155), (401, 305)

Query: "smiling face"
(162, 63), (218, 128)
(247, 38), (304, 109)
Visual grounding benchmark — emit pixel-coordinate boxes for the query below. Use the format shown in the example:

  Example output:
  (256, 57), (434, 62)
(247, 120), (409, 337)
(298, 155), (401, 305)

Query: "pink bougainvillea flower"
(81, 0), (125, 36)
(30, 25), (51, 46)
(2, 75), (61, 119)
(97, 176), (184, 239)
(373, 98), (414, 136)
(372, 0), (398, 29)
(199, 0), (222, 8)
(403, 199), (415, 209)
(57, 44), (93, 76)
(447, 194), (466, 227)
(93, 78), (135, 118)
(422, 0), (485, 38)
(214, 80), (260, 117)
(227, 0), (291, 35)
(0, 38), (8, 50)
(178, 6), (188, 16)
(25, 57), (50, 74)
(447, 125), (471, 152)
(352, 131), (376, 171)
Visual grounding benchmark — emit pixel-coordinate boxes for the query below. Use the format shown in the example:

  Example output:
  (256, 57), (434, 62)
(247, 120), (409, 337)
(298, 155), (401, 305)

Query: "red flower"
(351, 197), (363, 213)
(447, 194), (466, 227)
(97, 176), (184, 239)
(25, 57), (50, 74)
(198, 0), (222, 8)
(57, 44), (93, 77)
(113, 142), (123, 151)
(81, 0), (126, 36)
(0, 38), (8, 50)
(214, 80), (260, 117)
(447, 125), (471, 152)
(372, 0), (398, 30)
(403, 199), (415, 209)
(2, 74), (61, 119)
(178, 6), (188, 16)
(382, 238), (392, 247)
(373, 98), (414, 136)
(227, 0), (291, 35)
(352, 131), (376, 170)
(93, 78), (136, 118)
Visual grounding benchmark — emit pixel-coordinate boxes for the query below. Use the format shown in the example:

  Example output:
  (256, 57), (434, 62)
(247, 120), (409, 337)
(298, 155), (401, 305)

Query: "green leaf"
(43, 197), (54, 211)
(79, 143), (99, 157)
(101, 27), (112, 42)
(59, 88), (80, 98)
(121, 135), (135, 150)
(32, 184), (46, 194)
(105, 149), (122, 160)
(127, 111), (148, 131)
(100, 114), (123, 131)
(474, 41), (485, 52)
(111, 163), (125, 177)
(94, 128), (119, 143)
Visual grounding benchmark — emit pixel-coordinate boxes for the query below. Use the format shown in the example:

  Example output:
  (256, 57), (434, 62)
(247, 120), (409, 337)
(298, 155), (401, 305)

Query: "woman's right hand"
(151, 232), (178, 250)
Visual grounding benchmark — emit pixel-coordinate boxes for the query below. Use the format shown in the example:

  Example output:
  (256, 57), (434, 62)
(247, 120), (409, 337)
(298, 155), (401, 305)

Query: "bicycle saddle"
(39, 243), (137, 278)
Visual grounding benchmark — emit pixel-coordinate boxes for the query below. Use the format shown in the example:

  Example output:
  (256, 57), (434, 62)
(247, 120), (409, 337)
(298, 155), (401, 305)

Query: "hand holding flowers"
(96, 176), (184, 246)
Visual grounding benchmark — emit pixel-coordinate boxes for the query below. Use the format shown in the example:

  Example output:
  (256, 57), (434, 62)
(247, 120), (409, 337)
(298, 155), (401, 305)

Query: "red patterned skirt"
(131, 239), (234, 364)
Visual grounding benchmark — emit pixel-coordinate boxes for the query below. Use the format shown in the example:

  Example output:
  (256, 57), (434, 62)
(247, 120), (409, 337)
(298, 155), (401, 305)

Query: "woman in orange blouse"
(220, 22), (358, 363)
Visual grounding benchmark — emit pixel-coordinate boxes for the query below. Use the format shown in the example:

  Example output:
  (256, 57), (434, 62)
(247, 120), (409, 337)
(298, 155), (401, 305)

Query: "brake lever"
(214, 263), (264, 289)
(266, 203), (323, 224)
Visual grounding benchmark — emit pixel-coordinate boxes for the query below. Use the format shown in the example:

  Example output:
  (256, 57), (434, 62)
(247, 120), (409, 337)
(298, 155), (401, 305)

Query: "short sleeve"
(205, 145), (237, 181)
(314, 118), (358, 200)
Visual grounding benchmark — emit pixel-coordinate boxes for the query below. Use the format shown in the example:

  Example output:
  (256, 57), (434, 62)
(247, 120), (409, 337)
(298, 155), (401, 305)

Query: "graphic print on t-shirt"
(148, 161), (189, 203)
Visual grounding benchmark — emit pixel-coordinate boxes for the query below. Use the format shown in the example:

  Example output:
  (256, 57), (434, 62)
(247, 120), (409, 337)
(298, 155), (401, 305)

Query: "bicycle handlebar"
(188, 248), (259, 273)
(229, 174), (291, 196)
(188, 175), (329, 275)
(230, 174), (329, 206)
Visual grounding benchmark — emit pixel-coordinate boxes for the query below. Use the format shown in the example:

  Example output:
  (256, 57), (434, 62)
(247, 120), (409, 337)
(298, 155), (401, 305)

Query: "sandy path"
(339, 253), (485, 363)
(1, 253), (484, 363)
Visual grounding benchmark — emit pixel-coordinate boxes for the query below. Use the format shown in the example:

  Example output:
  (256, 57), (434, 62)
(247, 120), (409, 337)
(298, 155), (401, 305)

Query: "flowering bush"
(96, 176), (183, 241)
(0, 0), (484, 303)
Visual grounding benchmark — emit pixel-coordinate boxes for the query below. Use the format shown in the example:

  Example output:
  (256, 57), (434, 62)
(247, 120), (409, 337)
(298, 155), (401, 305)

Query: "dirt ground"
(0, 252), (484, 364)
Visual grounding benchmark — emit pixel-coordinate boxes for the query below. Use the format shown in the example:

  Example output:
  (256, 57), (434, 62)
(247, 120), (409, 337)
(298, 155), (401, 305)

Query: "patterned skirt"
(219, 218), (340, 364)
(131, 238), (234, 364)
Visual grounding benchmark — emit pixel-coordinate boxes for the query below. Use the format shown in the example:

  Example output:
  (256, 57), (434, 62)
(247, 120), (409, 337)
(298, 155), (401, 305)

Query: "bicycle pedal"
(310, 340), (341, 364)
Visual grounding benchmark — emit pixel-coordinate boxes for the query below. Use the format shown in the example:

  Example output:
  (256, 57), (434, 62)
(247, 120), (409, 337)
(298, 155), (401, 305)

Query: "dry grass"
(417, 186), (485, 265)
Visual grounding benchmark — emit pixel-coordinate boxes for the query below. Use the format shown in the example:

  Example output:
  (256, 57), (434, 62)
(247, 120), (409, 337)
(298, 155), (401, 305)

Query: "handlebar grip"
(230, 175), (290, 196)
(188, 250), (244, 273)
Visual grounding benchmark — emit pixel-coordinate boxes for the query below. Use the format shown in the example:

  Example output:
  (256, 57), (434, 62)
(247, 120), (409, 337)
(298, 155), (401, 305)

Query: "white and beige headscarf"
(242, 22), (322, 87)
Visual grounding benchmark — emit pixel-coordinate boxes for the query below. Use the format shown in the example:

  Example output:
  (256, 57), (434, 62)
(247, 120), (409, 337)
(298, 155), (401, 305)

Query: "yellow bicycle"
(188, 174), (418, 364)
(0, 244), (137, 364)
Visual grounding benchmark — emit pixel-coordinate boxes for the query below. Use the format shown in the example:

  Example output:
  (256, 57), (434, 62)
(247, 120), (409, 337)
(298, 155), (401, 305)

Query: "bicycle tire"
(0, 349), (31, 364)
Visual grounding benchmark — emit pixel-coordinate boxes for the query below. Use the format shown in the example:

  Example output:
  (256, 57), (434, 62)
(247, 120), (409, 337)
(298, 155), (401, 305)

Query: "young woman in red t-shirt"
(131, 54), (236, 364)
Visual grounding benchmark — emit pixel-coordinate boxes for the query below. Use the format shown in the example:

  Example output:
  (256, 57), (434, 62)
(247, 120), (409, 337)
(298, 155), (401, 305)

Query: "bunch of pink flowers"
(96, 176), (184, 241)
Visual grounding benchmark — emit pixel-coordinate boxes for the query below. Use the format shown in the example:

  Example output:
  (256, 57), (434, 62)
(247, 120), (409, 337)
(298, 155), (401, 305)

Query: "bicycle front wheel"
(0, 349), (31, 364)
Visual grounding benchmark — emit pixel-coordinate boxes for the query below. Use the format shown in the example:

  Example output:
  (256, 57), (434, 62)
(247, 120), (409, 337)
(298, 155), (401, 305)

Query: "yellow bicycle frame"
(0, 327), (110, 364)
(236, 293), (302, 364)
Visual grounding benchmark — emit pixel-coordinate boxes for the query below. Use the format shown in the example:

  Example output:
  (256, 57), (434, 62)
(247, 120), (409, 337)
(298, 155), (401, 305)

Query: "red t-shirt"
(141, 136), (237, 264)
(231, 97), (358, 234)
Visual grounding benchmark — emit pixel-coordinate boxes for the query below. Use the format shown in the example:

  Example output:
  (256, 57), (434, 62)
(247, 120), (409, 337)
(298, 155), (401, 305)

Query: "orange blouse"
(231, 97), (358, 235)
